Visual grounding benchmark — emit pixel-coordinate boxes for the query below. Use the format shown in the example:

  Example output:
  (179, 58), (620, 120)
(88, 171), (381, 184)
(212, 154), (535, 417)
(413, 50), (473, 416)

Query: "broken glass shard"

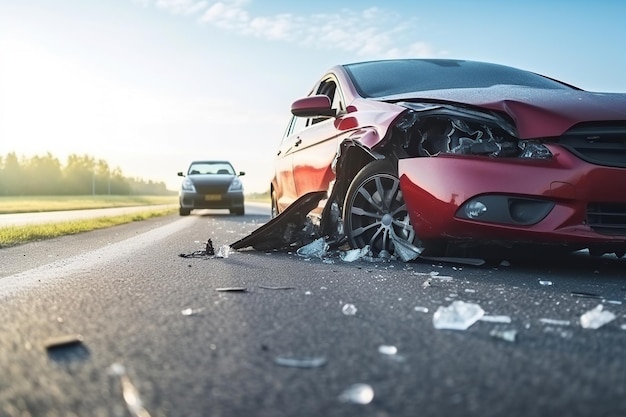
(341, 246), (371, 262)
(342, 303), (358, 316)
(539, 280), (553, 286)
(258, 285), (295, 290)
(432, 301), (484, 330)
(580, 304), (616, 329)
(414, 306), (429, 313)
(181, 308), (203, 316)
(539, 318), (570, 326)
(216, 245), (232, 258)
(296, 237), (329, 258)
(339, 383), (374, 405)
(274, 356), (327, 368)
(391, 237), (423, 262)
(489, 328), (517, 342)
(480, 315), (512, 324)
(109, 363), (152, 417)
(377, 345), (398, 355)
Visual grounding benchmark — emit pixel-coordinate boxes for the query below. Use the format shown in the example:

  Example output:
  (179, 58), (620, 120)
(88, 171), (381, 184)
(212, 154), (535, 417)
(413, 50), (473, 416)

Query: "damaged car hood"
(386, 86), (626, 139)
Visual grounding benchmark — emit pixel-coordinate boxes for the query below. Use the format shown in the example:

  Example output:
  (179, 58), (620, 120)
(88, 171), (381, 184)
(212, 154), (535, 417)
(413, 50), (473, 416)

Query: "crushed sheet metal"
(274, 356), (327, 368)
(580, 304), (616, 329)
(109, 363), (152, 417)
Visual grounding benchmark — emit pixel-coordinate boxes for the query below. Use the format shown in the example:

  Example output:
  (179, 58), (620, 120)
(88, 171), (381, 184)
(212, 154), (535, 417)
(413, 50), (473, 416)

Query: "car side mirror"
(239, 171), (246, 176)
(291, 95), (336, 118)
(177, 172), (184, 177)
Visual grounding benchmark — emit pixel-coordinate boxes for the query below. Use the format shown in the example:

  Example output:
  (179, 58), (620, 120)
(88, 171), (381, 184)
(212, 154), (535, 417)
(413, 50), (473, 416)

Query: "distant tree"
(63, 154), (96, 195)
(22, 153), (63, 195)
(0, 153), (21, 195)
(0, 151), (173, 196)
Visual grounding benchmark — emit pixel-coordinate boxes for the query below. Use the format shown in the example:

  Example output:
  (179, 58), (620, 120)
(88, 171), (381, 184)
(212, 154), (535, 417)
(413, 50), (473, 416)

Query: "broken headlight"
(395, 105), (553, 160)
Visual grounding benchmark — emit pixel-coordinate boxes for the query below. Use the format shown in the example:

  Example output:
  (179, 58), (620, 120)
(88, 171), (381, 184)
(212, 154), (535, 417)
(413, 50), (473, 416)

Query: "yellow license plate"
(204, 194), (222, 201)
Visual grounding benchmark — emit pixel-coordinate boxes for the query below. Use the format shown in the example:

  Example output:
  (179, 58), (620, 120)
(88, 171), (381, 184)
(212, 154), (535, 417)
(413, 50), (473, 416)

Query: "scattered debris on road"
(274, 356), (327, 368)
(339, 383), (375, 405)
(580, 304), (616, 329)
(109, 363), (152, 417)
(215, 287), (248, 292)
(433, 300), (485, 330)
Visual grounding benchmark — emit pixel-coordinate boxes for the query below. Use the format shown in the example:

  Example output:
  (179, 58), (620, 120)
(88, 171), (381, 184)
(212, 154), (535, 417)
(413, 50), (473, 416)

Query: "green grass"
(0, 195), (177, 214)
(0, 208), (177, 248)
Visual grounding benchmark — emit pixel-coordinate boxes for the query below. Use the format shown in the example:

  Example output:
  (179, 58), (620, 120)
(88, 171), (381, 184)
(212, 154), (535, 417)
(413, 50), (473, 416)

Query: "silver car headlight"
(228, 177), (243, 192)
(181, 178), (196, 192)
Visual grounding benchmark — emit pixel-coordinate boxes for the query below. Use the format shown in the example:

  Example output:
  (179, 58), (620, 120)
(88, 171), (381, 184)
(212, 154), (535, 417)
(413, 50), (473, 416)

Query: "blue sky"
(1, 0), (625, 193)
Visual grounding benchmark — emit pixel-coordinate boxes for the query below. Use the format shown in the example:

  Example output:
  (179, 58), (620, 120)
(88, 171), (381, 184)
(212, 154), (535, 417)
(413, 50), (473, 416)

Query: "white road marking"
(0, 216), (195, 299)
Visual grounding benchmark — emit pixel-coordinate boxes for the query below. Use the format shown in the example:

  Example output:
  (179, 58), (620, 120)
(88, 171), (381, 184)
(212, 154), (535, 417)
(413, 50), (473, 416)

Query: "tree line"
(0, 152), (173, 196)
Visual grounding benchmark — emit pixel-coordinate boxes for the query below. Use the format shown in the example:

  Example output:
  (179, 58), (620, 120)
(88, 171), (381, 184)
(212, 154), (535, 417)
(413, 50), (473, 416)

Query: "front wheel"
(179, 207), (191, 216)
(343, 160), (418, 258)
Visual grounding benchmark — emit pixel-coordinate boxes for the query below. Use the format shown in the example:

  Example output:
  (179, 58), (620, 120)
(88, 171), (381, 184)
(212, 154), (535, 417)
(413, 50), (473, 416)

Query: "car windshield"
(343, 59), (575, 98)
(188, 162), (235, 175)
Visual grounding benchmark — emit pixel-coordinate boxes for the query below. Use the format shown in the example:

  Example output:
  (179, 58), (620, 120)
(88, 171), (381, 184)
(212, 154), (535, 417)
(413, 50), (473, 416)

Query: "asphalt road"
(1, 204), (626, 417)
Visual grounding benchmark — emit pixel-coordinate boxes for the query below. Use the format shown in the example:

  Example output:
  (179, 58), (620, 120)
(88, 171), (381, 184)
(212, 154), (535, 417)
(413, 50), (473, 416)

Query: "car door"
(274, 113), (311, 210)
(291, 76), (350, 198)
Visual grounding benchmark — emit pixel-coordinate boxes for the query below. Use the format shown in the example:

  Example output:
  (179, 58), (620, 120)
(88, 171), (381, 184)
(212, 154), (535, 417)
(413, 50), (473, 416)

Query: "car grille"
(560, 124), (626, 168)
(196, 184), (229, 194)
(587, 203), (626, 236)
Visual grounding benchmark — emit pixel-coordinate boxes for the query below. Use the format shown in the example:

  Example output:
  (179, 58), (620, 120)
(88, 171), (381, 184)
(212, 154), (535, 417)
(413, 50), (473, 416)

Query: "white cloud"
(139, 0), (440, 58)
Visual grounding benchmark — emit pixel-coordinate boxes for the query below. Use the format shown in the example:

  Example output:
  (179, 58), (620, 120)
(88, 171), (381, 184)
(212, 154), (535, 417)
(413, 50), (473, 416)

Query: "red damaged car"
(269, 59), (626, 259)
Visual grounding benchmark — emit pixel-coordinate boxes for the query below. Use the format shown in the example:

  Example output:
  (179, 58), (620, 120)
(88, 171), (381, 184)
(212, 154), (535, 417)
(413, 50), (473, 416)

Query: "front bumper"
(398, 144), (626, 249)
(179, 190), (244, 210)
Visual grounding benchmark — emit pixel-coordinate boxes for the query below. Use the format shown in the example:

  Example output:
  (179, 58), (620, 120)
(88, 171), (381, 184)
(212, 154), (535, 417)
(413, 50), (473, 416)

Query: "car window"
(287, 114), (310, 137)
(344, 59), (575, 98)
(311, 78), (344, 125)
(188, 162), (235, 175)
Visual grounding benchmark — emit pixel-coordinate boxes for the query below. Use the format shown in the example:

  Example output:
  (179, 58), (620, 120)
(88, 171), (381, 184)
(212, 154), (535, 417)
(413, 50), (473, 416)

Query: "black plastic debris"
(216, 287), (248, 292)
(231, 191), (326, 251)
(45, 334), (89, 362)
(571, 291), (603, 299)
(179, 239), (215, 258)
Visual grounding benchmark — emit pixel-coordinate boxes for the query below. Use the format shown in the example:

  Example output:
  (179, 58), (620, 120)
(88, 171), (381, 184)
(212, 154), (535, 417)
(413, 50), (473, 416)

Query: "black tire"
(179, 207), (191, 216)
(343, 160), (417, 257)
(230, 207), (245, 215)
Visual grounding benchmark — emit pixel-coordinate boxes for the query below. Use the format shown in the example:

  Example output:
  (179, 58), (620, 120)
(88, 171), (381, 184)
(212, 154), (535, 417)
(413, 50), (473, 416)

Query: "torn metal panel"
(393, 103), (537, 159)
(230, 191), (326, 251)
